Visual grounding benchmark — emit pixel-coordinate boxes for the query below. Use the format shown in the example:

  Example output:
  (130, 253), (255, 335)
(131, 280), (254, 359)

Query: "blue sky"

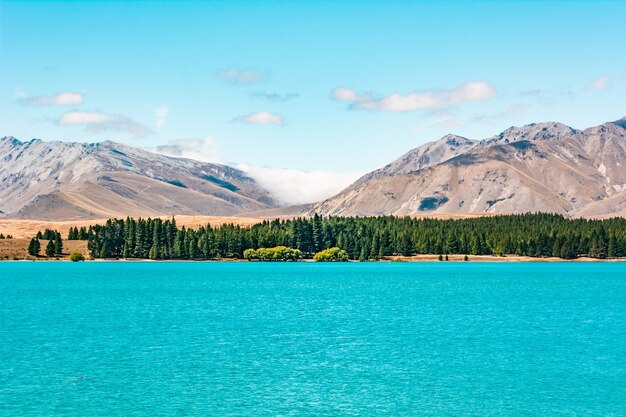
(1, 0), (625, 202)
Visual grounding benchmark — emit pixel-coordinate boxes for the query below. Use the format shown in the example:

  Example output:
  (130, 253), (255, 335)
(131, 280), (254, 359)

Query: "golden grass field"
(1, 212), (621, 240)
(0, 238), (89, 260)
(0, 215), (265, 239)
(0, 216), (264, 260)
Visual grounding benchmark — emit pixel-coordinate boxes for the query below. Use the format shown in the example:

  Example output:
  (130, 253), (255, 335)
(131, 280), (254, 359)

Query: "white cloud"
(216, 68), (268, 85)
(332, 87), (363, 102)
(151, 137), (361, 204)
(59, 111), (113, 125)
(21, 91), (84, 106)
(586, 75), (609, 91)
(237, 165), (365, 205)
(239, 111), (284, 126)
(154, 105), (169, 129)
(332, 81), (497, 112)
(250, 91), (299, 102)
(151, 137), (221, 163)
(58, 110), (151, 137)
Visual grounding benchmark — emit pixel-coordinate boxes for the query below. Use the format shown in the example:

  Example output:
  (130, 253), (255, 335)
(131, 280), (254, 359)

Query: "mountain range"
(301, 117), (626, 218)
(0, 138), (276, 219)
(2, 116), (625, 220)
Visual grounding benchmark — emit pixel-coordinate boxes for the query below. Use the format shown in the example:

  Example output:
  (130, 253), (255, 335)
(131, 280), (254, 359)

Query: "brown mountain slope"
(0, 138), (277, 220)
(299, 117), (626, 217)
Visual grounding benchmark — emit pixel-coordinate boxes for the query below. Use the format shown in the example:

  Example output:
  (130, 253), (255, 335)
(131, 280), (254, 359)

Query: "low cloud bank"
(151, 137), (363, 205)
(236, 165), (364, 205)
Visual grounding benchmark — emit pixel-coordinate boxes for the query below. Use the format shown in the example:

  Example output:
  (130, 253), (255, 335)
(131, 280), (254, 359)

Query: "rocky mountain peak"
(441, 134), (473, 147)
(0, 136), (23, 147)
(482, 122), (580, 146)
(611, 116), (626, 130)
(354, 134), (478, 185)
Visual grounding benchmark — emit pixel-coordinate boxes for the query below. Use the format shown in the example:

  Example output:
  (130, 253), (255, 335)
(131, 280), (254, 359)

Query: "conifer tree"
(149, 243), (159, 260)
(590, 236), (608, 259)
(67, 227), (76, 240)
(135, 220), (147, 258)
(28, 238), (41, 256)
(312, 213), (323, 251)
(371, 232), (380, 260)
(400, 233), (412, 256)
(100, 241), (110, 258)
(608, 234), (617, 258)
(445, 232), (459, 254)
(188, 234), (200, 259)
(172, 229), (184, 259)
(45, 240), (56, 257)
(54, 233), (63, 256)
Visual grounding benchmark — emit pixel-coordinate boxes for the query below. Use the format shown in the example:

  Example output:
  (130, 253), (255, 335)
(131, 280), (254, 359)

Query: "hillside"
(3, 116), (626, 221)
(0, 137), (277, 220)
(297, 117), (626, 217)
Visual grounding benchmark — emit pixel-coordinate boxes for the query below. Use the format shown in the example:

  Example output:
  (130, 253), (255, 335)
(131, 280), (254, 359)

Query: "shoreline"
(3, 255), (626, 263)
(3, 236), (625, 264)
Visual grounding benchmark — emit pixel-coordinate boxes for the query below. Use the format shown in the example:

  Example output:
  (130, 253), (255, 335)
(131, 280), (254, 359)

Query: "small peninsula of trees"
(80, 213), (626, 261)
(244, 246), (303, 261)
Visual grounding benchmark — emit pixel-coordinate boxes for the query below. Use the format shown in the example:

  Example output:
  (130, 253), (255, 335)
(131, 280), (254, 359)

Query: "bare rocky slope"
(3, 116), (625, 221)
(0, 137), (277, 220)
(295, 117), (626, 218)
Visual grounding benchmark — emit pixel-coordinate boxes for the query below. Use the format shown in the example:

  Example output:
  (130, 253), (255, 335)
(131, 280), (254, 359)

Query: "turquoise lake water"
(0, 262), (625, 416)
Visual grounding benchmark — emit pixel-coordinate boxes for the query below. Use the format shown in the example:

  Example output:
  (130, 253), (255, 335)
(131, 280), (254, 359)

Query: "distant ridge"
(0, 138), (277, 220)
(268, 116), (626, 218)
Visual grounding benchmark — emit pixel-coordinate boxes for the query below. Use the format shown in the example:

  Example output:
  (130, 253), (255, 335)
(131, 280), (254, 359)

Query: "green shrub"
(243, 246), (303, 261)
(69, 252), (85, 262)
(313, 247), (348, 262)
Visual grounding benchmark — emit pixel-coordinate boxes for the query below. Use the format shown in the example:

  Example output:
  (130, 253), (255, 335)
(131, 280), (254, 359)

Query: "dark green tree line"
(81, 213), (626, 260)
(35, 229), (63, 256)
(67, 226), (89, 240)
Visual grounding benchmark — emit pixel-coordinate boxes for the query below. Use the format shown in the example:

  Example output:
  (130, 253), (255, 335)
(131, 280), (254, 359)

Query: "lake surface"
(1, 262), (625, 416)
